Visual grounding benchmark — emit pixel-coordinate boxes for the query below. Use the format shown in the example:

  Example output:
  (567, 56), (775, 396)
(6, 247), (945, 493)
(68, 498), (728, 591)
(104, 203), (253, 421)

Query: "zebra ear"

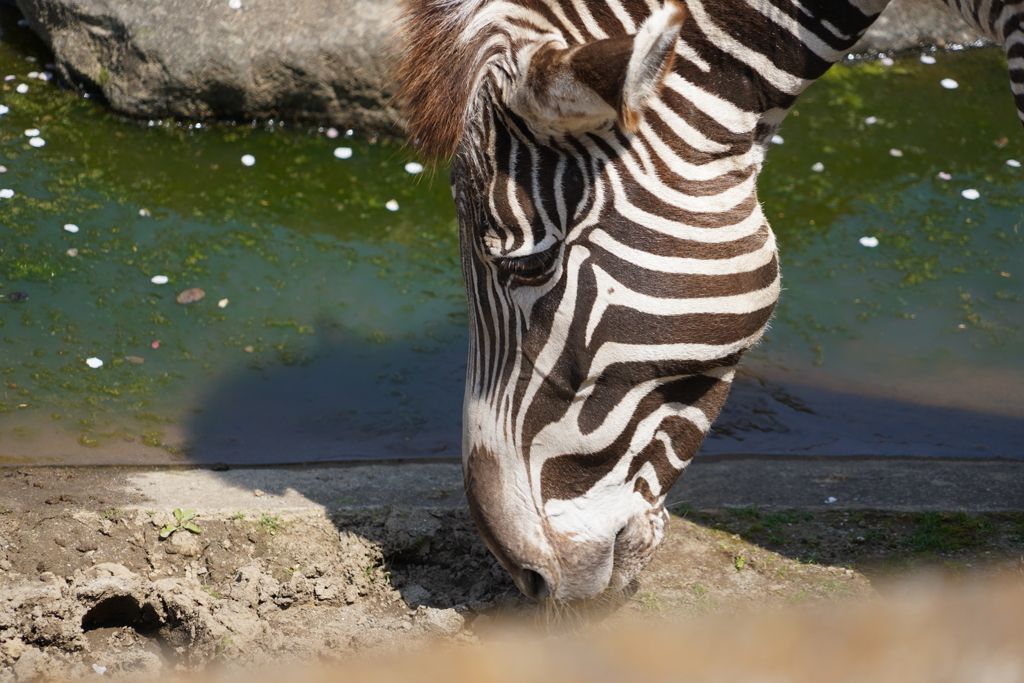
(514, 2), (685, 134)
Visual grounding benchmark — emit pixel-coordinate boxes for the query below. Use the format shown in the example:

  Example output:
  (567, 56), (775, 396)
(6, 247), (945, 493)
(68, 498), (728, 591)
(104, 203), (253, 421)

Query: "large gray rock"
(15, 0), (401, 130)
(853, 0), (986, 55)
(13, 0), (986, 128)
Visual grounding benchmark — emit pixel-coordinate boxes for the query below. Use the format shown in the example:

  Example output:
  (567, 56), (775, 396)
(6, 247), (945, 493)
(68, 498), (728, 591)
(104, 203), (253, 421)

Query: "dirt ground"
(1, 467), (1022, 681)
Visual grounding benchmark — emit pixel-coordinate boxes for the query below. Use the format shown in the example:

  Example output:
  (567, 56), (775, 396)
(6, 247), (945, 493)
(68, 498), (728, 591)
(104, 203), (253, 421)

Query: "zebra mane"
(395, 0), (495, 158)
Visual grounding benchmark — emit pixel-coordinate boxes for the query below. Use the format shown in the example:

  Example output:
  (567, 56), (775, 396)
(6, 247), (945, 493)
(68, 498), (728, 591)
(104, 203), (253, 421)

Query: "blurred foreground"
(38, 576), (1024, 683)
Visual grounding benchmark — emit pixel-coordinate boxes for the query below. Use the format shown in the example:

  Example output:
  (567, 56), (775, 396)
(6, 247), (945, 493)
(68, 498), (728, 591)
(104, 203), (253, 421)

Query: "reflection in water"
(0, 8), (1021, 464)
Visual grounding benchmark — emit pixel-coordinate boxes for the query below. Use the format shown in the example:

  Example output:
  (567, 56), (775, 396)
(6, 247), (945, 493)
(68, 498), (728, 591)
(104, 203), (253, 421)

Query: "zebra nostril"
(520, 569), (551, 602)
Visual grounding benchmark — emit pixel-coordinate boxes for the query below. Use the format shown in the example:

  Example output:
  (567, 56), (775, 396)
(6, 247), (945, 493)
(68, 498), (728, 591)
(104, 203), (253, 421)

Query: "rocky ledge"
(12, 0), (989, 136)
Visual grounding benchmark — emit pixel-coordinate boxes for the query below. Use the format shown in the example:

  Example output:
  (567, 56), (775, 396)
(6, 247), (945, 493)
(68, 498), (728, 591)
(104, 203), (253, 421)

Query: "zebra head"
(398, 0), (779, 602)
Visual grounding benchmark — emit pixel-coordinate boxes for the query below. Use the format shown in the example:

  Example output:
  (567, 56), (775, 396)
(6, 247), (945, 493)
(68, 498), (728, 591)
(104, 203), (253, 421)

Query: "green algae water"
(0, 10), (1021, 464)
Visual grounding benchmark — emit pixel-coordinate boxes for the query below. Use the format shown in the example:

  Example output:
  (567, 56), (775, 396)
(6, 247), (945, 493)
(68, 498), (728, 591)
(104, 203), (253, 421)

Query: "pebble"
(385, 199), (399, 211)
(880, 57), (894, 66)
(811, 162), (824, 173)
(27, 71), (38, 79)
(16, 83), (28, 93)
(770, 135), (784, 145)
(961, 189), (980, 200)
(85, 357), (104, 369)
(92, 664), (107, 675)
(218, 298), (229, 308)
(1007, 159), (1021, 168)
(919, 54), (936, 65)
(0, 189), (14, 199)
(2, 76), (12, 82)
(334, 147), (353, 159)
(940, 78), (959, 89)
(864, 116), (877, 125)
(937, 172), (952, 180)
(889, 148), (903, 157)
(241, 154), (256, 166)
(859, 236), (879, 248)
(63, 223), (79, 233)
(244, 345), (254, 353)
(176, 287), (206, 304)
(66, 248), (78, 257)
(151, 275), (169, 284)
(24, 128), (39, 137)
(326, 127), (339, 139)
(229, 0), (242, 8)
(254, 489), (265, 497)
(29, 137), (45, 147)
(824, 496), (837, 504)
(404, 162), (424, 174)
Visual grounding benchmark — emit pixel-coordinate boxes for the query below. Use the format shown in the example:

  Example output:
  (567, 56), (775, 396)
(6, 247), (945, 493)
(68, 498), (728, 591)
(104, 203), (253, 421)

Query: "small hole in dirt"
(82, 595), (161, 633)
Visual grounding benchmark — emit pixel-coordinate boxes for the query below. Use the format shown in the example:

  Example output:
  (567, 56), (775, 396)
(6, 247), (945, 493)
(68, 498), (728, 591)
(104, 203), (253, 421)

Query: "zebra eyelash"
(491, 245), (559, 282)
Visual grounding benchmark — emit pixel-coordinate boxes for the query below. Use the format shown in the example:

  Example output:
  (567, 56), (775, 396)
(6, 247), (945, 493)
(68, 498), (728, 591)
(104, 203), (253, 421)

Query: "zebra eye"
(492, 247), (558, 283)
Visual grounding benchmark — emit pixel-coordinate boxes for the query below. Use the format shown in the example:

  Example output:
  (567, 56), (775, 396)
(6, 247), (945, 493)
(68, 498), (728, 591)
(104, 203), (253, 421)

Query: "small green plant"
(202, 586), (225, 599)
(691, 584), (708, 598)
(103, 507), (124, 520)
(160, 508), (202, 539)
(734, 555), (746, 571)
(230, 511), (246, 520)
(259, 513), (280, 536)
(632, 591), (663, 613)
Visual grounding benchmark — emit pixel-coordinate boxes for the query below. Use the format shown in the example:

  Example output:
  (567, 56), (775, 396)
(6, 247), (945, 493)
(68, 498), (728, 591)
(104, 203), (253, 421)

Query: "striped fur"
(396, 0), (1024, 602)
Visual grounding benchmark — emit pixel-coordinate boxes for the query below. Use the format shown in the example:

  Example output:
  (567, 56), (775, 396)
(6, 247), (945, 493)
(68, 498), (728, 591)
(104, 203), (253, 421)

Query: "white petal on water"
(333, 147), (353, 159)
(864, 116), (877, 125)
(29, 137), (45, 147)
(218, 298), (229, 308)
(24, 128), (39, 137)
(67, 248), (78, 257)
(811, 162), (824, 172)
(859, 236), (879, 248)
(0, 105), (8, 114)
(85, 357), (104, 369)
(961, 189), (980, 200)
(38, 72), (52, 81)
(889, 148), (903, 157)
(27, 71), (38, 79)
(880, 57), (894, 66)
(0, 189), (13, 199)
(326, 127), (339, 139)
(151, 275), (169, 284)
(16, 83), (28, 93)
(139, 208), (151, 216)
(937, 172), (952, 180)
(404, 162), (424, 174)
(770, 134), (784, 145)
(940, 78), (958, 89)
(241, 154), (255, 166)
(919, 54), (936, 64)
(1007, 159), (1021, 168)
(63, 223), (79, 233)
(0, 166), (6, 173)
(385, 199), (399, 211)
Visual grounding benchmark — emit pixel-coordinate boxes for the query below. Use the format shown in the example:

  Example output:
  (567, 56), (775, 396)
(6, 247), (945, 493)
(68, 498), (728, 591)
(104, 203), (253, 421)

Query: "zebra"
(395, 0), (1023, 602)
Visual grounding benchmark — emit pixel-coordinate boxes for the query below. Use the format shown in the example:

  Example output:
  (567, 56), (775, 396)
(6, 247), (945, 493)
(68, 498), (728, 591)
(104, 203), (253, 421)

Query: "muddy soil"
(0, 467), (1021, 681)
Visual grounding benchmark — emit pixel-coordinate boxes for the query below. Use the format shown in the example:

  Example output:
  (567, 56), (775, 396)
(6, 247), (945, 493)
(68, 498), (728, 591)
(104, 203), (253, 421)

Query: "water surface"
(0, 12), (1020, 464)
